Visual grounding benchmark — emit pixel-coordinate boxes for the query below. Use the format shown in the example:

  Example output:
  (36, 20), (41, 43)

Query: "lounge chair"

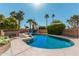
(19, 33), (32, 40)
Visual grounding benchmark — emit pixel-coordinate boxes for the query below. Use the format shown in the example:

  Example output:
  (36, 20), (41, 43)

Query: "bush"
(0, 36), (9, 46)
(47, 23), (66, 35)
(39, 26), (46, 29)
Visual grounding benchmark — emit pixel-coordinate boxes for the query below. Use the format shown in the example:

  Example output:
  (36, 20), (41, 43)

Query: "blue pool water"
(25, 34), (74, 49)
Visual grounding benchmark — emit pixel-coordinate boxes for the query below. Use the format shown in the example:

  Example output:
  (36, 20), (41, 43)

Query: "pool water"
(25, 34), (74, 49)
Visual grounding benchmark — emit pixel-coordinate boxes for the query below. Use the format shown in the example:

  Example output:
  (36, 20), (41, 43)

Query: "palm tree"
(52, 14), (55, 21)
(10, 10), (24, 28)
(32, 21), (38, 30)
(16, 10), (24, 26)
(67, 15), (79, 28)
(26, 19), (37, 33)
(25, 26), (29, 29)
(10, 11), (16, 18)
(52, 14), (55, 19)
(26, 19), (34, 31)
(45, 14), (49, 33)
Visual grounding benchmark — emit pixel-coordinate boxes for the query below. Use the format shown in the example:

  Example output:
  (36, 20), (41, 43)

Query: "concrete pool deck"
(1, 36), (79, 56)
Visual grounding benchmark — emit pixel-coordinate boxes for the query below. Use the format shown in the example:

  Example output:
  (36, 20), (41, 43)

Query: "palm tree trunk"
(16, 20), (19, 25)
(16, 20), (20, 36)
(33, 23), (34, 30)
(46, 18), (48, 34)
(29, 22), (31, 32)
(17, 20), (20, 28)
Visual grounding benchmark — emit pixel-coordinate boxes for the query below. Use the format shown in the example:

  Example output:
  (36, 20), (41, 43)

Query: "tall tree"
(45, 14), (49, 33)
(26, 19), (37, 30)
(10, 10), (24, 28)
(6, 17), (18, 30)
(67, 15), (79, 28)
(16, 10), (24, 26)
(52, 14), (55, 19)
(10, 11), (16, 18)
(32, 20), (38, 30)
(51, 19), (62, 24)
(0, 14), (18, 36)
(52, 14), (55, 23)
(0, 14), (5, 36)
(27, 19), (33, 30)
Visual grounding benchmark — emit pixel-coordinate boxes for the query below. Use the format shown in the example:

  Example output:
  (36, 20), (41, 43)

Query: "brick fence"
(63, 28), (79, 38)
(0, 30), (19, 37)
(38, 28), (79, 38)
(0, 28), (79, 38)
(38, 29), (47, 34)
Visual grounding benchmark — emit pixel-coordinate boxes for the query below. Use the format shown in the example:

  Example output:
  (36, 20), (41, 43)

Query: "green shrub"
(39, 26), (46, 29)
(47, 23), (66, 35)
(0, 36), (9, 46)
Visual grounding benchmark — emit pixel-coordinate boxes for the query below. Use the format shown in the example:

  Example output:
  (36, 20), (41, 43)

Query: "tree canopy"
(67, 15), (79, 28)
(51, 19), (62, 24)
(0, 15), (19, 30)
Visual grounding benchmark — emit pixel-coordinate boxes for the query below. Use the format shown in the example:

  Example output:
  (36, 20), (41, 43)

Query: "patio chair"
(19, 33), (32, 40)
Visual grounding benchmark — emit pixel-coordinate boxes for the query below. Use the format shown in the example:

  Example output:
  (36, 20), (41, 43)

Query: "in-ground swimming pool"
(25, 34), (74, 49)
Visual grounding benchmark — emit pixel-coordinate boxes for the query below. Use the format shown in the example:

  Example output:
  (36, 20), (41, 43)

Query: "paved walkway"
(1, 36), (79, 56)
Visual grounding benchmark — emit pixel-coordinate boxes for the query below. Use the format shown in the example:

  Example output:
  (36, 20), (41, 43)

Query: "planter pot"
(0, 42), (10, 55)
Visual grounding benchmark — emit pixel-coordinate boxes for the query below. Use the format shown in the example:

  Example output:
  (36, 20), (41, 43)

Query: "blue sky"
(0, 3), (79, 28)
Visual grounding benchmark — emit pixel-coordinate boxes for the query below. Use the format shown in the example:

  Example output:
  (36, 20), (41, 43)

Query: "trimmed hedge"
(39, 26), (46, 29)
(47, 23), (66, 35)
